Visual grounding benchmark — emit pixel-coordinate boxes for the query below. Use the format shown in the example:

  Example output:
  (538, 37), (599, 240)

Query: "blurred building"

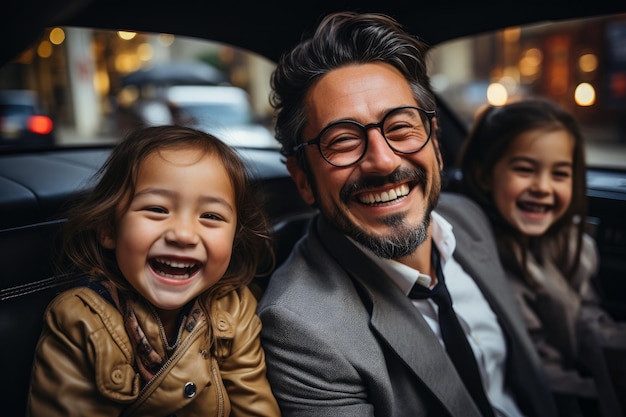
(1, 14), (625, 145)
(0, 27), (275, 143)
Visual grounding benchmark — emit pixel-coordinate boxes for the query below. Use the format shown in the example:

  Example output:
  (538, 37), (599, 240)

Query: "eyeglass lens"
(318, 107), (431, 167)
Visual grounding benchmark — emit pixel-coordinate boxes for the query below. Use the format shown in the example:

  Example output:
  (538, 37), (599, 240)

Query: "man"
(258, 11), (558, 417)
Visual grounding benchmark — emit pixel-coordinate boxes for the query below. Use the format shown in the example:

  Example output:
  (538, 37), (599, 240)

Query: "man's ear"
(286, 156), (316, 206)
(431, 117), (444, 170)
(98, 225), (116, 249)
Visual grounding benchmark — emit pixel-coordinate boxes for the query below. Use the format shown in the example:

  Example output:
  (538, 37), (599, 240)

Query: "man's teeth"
(359, 184), (410, 204)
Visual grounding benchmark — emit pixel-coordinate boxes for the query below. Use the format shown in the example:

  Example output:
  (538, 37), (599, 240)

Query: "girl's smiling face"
(488, 128), (574, 237)
(100, 146), (237, 313)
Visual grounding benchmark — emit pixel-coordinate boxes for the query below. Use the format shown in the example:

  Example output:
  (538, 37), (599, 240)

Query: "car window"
(3, 15), (626, 164)
(428, 13), (626, 169)
(0, 27), (277, 149)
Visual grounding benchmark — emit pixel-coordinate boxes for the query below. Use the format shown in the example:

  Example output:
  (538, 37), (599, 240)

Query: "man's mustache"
(340, 167), (428, 203)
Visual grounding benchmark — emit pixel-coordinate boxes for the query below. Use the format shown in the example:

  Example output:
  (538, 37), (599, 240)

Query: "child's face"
(101, 146), (237, 311)
(488, 128), (574, 237)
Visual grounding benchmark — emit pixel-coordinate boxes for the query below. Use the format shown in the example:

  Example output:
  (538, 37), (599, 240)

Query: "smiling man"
(257, 11), (559, 417)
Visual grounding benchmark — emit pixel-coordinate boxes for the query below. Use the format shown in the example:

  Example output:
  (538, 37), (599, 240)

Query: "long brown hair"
(458, 98), (587, 286)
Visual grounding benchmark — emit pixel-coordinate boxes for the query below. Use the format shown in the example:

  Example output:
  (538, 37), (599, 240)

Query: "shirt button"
(183, 382), (197, 398)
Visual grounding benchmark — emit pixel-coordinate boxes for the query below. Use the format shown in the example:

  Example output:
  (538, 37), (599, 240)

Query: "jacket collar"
(314, 214), (481, 416)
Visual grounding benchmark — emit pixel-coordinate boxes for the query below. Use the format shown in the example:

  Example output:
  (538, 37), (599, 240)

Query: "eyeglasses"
(293, 106), (436, 167)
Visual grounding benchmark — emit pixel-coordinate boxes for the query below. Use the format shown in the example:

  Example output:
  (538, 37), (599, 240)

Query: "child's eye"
(553, 170), (572, 179)
(201, 212), (224, 221)
(512, 165), (534, 174)
(144, 206), (168, 214)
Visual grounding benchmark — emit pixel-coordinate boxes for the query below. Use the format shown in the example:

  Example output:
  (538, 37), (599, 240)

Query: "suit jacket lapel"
(315, 216), (480, 416)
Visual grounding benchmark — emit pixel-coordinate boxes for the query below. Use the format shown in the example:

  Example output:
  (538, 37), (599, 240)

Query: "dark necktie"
(409, 245), (496, 417)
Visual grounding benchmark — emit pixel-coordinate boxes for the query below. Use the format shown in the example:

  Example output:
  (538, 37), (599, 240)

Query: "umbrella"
(121, 60), (228, 87)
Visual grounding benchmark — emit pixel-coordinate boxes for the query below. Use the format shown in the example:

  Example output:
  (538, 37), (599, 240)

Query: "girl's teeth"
(160, 272), (190, 279)
(519, 202), (548, 212)
(156, 258), (195, 268)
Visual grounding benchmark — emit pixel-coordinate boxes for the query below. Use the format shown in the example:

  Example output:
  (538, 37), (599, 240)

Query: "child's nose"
(531, 172), (551, 193)
(165, 219), (200, 246)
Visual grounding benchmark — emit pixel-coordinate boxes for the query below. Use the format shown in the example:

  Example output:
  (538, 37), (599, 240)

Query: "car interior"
(1, 1), (626, 416)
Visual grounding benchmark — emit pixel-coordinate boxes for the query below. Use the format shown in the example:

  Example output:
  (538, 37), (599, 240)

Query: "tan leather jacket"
(27, 285), (280, 417)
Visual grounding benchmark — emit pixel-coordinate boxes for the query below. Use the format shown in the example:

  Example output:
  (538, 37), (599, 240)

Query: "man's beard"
(347, 211), (431, 258)
(311, 166), (440, 259)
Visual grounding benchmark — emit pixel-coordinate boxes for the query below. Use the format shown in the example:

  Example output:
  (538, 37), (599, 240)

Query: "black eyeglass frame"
(292, 105), (436, 167)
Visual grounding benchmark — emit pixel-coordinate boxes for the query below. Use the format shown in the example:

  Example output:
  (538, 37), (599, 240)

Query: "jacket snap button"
(111, 369), (124, 384)
(183, 382), (197, 398)
(217, 319), (228, 330)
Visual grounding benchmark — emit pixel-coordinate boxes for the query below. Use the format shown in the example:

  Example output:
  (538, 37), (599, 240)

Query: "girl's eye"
(553, 170), (572, 179)
(144, 206), (167, 214)
(512, 165), (534, 174)
(201, 212), (224, 221)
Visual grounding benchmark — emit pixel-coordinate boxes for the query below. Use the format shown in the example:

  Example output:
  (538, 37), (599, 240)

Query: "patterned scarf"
(100, 281), (203, 385)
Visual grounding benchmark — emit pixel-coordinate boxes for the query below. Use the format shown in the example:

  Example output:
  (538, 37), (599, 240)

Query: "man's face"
(289, 62), (442, 261)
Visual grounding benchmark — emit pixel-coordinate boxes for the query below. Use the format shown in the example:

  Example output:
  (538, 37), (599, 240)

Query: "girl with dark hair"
(459, 98), (625, 417)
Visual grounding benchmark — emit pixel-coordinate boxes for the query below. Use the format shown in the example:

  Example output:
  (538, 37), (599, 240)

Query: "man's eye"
(385, 120), (414, 133)
(326, 134), (361, 149)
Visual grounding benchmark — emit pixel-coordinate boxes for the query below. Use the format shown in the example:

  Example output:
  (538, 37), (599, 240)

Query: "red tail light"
(27, 115), (54, 135)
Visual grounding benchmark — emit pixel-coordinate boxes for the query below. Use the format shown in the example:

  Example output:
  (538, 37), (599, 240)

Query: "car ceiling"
(2, 0), (626, 67)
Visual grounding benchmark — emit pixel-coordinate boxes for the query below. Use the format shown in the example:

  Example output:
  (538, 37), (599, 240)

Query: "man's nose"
(358, 128), (401, 172)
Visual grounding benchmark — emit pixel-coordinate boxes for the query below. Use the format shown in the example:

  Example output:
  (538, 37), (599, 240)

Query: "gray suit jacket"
(258, 192), (558, 417)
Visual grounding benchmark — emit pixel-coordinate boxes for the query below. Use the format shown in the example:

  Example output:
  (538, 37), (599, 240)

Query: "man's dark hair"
(270, 11), (437, 171)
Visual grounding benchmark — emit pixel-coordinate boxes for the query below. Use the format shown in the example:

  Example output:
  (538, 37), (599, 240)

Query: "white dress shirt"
(352, 211), (526, 417)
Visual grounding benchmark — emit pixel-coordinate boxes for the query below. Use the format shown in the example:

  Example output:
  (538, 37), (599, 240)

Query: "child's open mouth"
(149, 257), (202, 279)
(517, 202), (551, 213)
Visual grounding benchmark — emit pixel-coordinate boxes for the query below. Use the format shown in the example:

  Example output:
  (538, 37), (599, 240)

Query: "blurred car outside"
(0, 89), (56, 150)
(118, 85), (278, 149)
(120, 60), (229, 88)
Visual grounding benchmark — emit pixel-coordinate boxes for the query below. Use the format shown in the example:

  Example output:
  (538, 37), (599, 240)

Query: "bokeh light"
(49, 28), (65, 45)
(578, 53), (598, 73)
(37, 41), (53, 58)
(574, 82), (596, 106)
(117, 31), (137, 40)
(487, 83), (508, 105)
